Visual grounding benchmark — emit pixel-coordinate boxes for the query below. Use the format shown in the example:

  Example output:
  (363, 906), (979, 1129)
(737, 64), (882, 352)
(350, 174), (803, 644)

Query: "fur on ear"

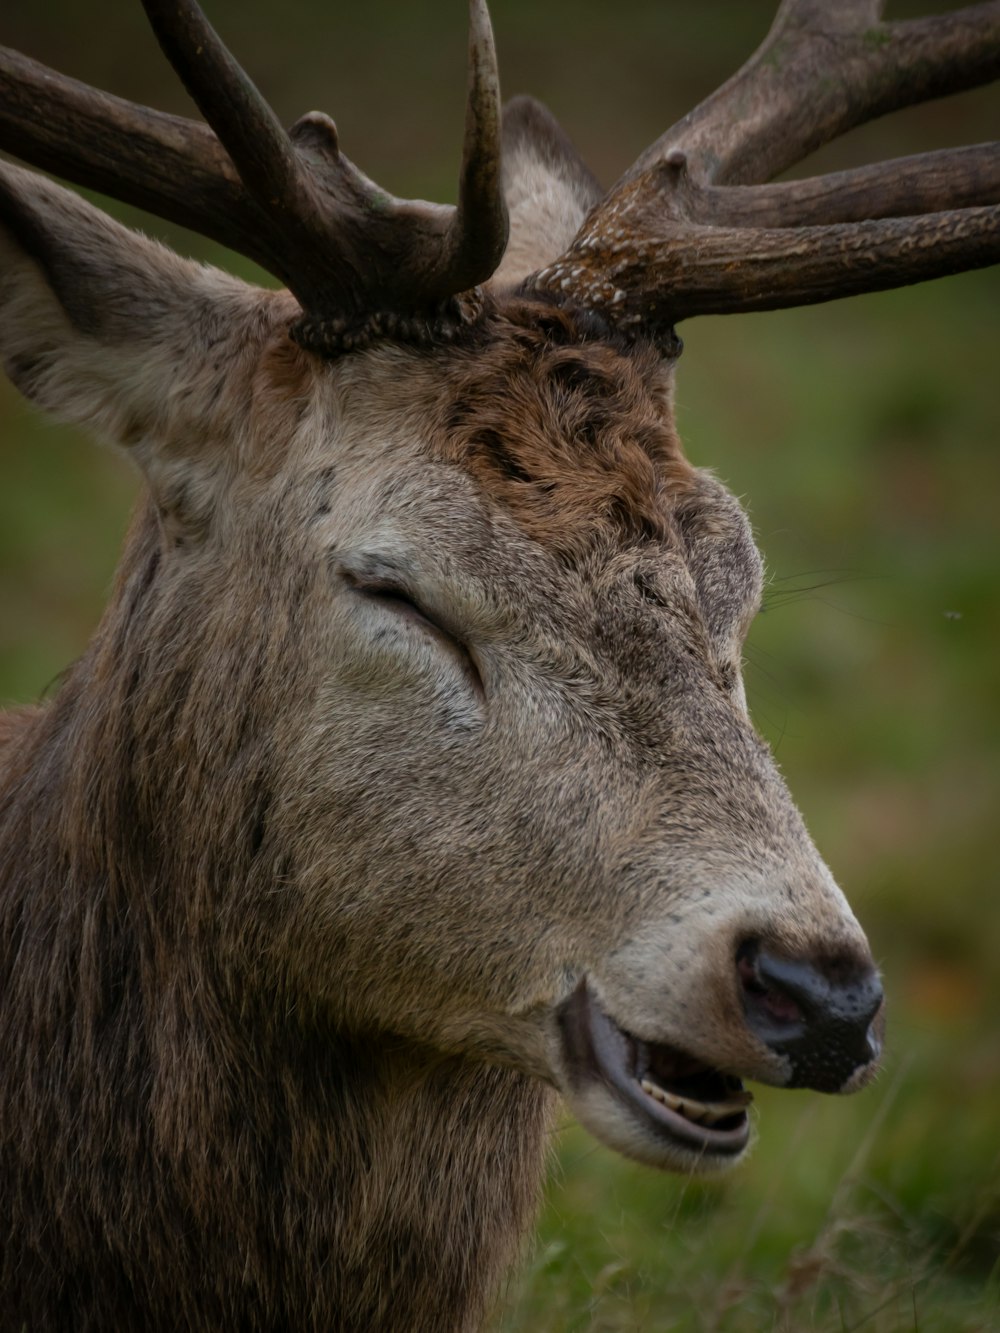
(0, 160), (296, 533)
(489, 95), (603, 290)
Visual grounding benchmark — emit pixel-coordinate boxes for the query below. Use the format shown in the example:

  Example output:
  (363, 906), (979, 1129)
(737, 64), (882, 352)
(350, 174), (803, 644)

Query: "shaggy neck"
(146, 1009), (556, 1332)
(0, 693), (555, 1333)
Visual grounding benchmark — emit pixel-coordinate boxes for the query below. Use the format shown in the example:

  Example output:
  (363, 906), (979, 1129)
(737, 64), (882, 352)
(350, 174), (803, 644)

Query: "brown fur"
(438, 297), (694, 558)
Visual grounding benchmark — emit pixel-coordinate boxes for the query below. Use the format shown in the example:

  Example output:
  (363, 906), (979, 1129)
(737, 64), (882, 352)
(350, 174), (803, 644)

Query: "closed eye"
(343, 573), (485, 701)
(351, 578), (434, 628)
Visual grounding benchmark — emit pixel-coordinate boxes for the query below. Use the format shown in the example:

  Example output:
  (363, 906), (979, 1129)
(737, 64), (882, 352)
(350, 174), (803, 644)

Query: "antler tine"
(0, 1), (508, 354)
(443, 0), (507, 296)
(139, 0), (302, 212)
(624, 0), (1000, 189)
(691, 144), (1000, 229)
(529, 1), (999, 336)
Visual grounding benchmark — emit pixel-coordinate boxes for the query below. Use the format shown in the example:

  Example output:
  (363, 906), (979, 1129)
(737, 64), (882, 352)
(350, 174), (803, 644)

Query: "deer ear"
(0, 161), (284, 529)
(489, 96), (602, 289)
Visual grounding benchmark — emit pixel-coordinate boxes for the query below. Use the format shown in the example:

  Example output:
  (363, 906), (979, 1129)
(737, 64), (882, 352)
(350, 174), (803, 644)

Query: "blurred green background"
(1, 2), (998, 1329)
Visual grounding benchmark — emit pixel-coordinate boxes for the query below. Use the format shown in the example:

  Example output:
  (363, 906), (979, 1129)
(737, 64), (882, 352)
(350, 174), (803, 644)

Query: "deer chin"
(556, 979), (753, 1172)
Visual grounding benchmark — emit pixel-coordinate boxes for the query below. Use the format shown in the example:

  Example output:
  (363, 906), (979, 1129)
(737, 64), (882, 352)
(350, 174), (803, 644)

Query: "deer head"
(0, 0), (997, 1177)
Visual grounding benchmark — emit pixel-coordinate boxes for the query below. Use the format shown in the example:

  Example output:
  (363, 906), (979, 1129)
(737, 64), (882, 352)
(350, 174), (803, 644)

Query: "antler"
(529, 0), (1000, 336)
(0, 0), (506, 353)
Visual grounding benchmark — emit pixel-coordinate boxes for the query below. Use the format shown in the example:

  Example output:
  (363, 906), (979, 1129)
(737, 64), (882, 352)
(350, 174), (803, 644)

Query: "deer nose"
(737, 941), (884, 1092)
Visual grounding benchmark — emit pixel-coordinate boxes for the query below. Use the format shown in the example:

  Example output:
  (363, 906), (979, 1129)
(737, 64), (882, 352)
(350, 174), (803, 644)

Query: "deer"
(0, 0), (997, 1328)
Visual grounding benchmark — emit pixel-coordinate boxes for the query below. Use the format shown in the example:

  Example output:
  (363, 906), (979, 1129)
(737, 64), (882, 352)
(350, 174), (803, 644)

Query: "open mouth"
(557, 979), (752, 1159)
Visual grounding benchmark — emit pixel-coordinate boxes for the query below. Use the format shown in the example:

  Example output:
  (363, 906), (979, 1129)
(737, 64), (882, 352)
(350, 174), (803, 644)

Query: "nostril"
(736, 940), (805, 1028)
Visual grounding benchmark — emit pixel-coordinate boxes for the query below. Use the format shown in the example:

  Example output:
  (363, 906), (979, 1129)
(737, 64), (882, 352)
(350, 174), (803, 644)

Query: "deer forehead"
(284, 329), (763, 663)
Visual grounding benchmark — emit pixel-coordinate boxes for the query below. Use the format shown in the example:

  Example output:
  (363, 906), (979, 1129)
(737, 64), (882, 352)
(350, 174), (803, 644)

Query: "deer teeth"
(639, 1078), (752, 1127)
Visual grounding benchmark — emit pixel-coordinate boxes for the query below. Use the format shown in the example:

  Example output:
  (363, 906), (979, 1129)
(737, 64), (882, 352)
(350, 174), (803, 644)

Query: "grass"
(1, 1), (998, 1328)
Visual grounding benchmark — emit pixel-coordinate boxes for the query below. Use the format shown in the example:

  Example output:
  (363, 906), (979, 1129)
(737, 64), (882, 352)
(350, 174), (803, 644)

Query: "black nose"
(737, 941), (884, 1092)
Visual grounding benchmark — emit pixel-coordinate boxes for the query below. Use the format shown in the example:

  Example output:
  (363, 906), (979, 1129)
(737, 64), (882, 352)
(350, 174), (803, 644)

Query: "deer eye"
(342, 572), (485, 700)
(351, 578), (435, 628)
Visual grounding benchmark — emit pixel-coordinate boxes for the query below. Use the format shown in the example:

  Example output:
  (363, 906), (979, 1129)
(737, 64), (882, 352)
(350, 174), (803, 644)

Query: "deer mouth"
(557, 979), (752, 1165)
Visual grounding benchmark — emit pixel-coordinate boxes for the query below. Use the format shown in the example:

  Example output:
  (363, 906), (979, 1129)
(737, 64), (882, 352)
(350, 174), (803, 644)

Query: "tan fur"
(0, 154), (878, 1331)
